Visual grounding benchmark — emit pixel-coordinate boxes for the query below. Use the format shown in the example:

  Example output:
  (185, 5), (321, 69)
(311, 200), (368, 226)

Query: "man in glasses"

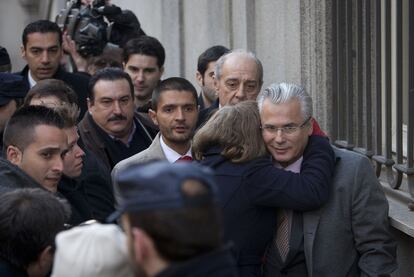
(257, 83), (396, 276)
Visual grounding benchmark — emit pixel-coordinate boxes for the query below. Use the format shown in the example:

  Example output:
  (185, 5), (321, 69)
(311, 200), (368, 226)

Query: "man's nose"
(113, 101), (122, 114)
(136, 71), (145, 82)
(175, 108), (185, 121)
(53, 157), (64, 172)
(234, 84), (247, 100)
(40, 51), (50, 64)
(75, 144), (85, 158)
(274, 129), (286, 143)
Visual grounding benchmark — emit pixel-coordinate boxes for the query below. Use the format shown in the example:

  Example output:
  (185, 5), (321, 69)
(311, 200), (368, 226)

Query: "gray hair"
(214, 49), (263, 84)
(257, 82), (313, 119)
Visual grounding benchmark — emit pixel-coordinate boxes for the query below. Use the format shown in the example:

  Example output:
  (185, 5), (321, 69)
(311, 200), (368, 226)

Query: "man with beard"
(79, 68), (155, 170)
(113, 77), (199, 181)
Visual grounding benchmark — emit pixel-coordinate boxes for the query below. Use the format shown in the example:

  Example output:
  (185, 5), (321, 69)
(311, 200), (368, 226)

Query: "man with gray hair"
(196, 49), (263, 127)
(257, 83), (397, 276)
(196, 50), (326, 137)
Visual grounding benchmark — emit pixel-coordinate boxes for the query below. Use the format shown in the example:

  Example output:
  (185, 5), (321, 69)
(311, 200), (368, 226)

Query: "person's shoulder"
(56, 68), (90, 84)
(114, 148), (158, 173)
(333, 146), (367, 163)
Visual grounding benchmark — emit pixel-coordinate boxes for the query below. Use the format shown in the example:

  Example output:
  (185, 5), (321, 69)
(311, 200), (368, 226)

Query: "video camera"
(56, 0), (109, 58)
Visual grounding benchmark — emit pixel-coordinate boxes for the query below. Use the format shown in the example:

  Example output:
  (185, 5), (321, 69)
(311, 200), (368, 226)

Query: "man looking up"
(1, 105), (68, 193)
(18, 19), (90, 117)
(113, 77), (199, 179)
(123, 36), (165, 112)
(257, 83), (397, 276)
(195, 45), (230, 110)
(79, 68), (155, 170)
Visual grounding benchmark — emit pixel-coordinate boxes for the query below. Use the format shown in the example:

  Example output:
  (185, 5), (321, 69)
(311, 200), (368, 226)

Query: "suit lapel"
(303, 209), (322, 277)
(149, 133), (167, 160)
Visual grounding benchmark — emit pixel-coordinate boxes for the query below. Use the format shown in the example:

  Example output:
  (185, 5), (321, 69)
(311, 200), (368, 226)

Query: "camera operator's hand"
(62, 33), (88, 73)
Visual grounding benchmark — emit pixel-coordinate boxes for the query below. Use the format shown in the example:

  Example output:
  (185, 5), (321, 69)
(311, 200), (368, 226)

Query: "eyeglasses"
(261, 117), (312, 135)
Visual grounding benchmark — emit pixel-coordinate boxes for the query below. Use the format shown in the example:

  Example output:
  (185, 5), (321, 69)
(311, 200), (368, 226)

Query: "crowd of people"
(0, 7), (397, 277)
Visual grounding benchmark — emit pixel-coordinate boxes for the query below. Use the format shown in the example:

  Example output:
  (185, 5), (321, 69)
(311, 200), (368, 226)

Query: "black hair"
(197, 45), (230, 76)
(22, 20), (62, 48)
(88, 67), (134, 102)
(152, 77), (198, 110)
(123, 36), (165, 68)
(3, 105), (64, 152)
(0, 188), (70, 270)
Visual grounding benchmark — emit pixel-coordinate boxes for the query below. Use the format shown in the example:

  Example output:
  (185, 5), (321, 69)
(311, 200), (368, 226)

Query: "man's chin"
(42, 179), (60, 192)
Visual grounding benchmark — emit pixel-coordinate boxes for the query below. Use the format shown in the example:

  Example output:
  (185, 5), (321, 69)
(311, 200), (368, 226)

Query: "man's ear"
(21, 45), (26, 60)
(87, 97), (93, 112)
(38, 245), (53, 270)
(148, 109), (159, 126)
(132, 228), (153, 263)
(308, 118), (314, 136)
(213, 76), (220, 97)
(159, 66), (165, 76)
(195, 71), (203, 87)
(7, 145), (22, 165)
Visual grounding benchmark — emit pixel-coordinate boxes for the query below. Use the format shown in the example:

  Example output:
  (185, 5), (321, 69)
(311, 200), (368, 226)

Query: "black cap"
(0, 46), (11, 66)
(107, 161), (218, 222)
(0, 73), (26, 106)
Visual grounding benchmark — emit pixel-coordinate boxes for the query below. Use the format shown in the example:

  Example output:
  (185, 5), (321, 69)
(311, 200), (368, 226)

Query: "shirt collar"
(28, 70), (37, 88)
(160, 135), (192, 163)
(273, 156), (303, 173)
(108, 120), (136, 147)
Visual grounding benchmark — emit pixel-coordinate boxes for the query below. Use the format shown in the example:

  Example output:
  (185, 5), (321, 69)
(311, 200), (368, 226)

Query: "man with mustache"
(113, 77), (199, 181)
(17, 20), (90, 118)
(0, 105), (68, 194)
(78, 68), (155, 170)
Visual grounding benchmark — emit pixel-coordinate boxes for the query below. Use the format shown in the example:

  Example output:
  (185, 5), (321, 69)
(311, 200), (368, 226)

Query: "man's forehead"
(94, 79), (131, 97)
(158, 90), (197, 105)
(126, 54), (159, 67)
(261, 99), (305, 120)
(26, 32), (60, 46)
(29, 124), (67, 149)
(222, 57), (259, 79)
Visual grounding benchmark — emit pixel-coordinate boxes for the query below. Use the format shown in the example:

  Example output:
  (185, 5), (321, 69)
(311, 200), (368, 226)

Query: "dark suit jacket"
(303, 147), (397, 277)
(198, 135), (335, 277)
(196, 99), (219, 129)
(17, 65), (90, 118)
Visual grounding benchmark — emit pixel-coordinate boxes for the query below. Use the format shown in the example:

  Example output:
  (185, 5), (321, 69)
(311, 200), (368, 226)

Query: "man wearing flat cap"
(0, 73), (26, 153)
(110, 161), (239, 277)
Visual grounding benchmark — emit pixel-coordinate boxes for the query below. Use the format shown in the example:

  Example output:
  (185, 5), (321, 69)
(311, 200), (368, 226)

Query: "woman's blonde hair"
(192, 101), (268, 163)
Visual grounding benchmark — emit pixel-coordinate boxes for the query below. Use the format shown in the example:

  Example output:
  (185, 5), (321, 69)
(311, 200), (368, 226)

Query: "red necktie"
(176, 155), (193, 162)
